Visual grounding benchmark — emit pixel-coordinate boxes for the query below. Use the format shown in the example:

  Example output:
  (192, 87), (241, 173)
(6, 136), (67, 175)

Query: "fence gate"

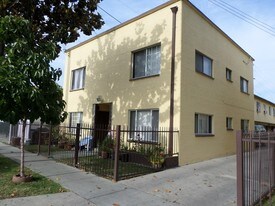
(237, 131), (275, 206)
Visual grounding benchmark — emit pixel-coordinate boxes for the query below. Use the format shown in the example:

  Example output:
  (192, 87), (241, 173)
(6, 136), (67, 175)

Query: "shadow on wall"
(72, 19), (181, 125)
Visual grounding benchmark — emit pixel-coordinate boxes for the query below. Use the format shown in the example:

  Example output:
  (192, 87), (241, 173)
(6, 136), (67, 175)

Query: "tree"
(0, 15), (67, 178)
(0, 0), (104, 55)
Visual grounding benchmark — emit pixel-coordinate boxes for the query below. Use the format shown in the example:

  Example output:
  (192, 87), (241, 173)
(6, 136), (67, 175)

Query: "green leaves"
(1, 0), (104, 51)
(0, 15), (67, 125)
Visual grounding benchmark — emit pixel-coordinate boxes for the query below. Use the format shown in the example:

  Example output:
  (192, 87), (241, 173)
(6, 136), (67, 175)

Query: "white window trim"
(69, 112), (83, 134)
(195, 51), (213, 77)
(132, 44), (161, 79)
(226, 68), (232, 81)
(129, 109), (159, 142)
(71, 67), (85, 91)
(256, 102), (261, 113)
(195, 113), (213, 136)
(240, 77), (249, 94)
(226, 117), (233, 130)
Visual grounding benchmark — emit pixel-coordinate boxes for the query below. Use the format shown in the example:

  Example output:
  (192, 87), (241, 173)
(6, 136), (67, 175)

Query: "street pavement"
(0, 142), (237, 206)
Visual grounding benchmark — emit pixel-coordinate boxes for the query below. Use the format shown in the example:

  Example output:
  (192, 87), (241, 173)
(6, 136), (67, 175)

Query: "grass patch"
(59, 155), (155, 180)
(0, 155), (67, 200)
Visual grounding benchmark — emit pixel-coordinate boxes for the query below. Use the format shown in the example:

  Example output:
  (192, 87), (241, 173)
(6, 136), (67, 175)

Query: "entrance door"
(94, 103), (112, 147)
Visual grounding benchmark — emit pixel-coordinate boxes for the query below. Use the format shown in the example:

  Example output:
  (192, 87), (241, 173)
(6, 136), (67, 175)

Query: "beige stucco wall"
(63, 0), (255, 166)
(178, 0), (254, 165)
(254, 96), (275, 127)
(63, 1), (182, 128)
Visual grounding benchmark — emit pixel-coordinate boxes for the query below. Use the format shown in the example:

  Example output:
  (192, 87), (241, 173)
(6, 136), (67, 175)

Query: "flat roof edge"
(65, 0), (180, 53)
(255, 94), (275, 106)
(183, 0), (254, 61)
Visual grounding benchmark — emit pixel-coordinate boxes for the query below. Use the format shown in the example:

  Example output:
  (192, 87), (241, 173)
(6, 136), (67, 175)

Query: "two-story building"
(63, 0), (254, 165)
(254, 95), (275, 131)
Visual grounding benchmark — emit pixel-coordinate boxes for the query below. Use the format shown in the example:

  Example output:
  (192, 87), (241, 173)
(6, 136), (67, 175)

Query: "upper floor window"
(71, 67), (85, 90)
(263, 104), (267, 114)
(269, 106), (272, 116)
(256, 102), (261, 113)
(130, 109), (159, 142)
(240, 77), (248, 94)
(226, 68), (232, 81)
(273, 108), (275, 117)
(132, 45), (161, 79)
(195, 113), (213, 135)
(195, 51), (213, 77)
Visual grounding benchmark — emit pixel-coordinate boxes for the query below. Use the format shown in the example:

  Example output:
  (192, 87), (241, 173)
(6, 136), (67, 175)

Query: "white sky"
(52, 0), (275, 103)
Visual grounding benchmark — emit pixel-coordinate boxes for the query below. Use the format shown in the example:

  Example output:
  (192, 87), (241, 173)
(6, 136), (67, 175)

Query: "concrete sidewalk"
(0, 142), (237, 206)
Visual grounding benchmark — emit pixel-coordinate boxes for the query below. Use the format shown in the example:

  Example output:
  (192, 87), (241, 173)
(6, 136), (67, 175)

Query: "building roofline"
(255, 94), (275, 106)
(65, 0), (180, 53)
(183, 0), (254, 61)
(65, 0), (254, 61)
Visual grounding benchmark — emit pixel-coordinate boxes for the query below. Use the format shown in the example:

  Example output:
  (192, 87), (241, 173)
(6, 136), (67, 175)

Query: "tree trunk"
(20, 120), (26, 177)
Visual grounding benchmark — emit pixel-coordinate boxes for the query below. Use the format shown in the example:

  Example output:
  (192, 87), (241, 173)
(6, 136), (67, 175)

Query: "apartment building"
(254, 95), (275, 131)
(63, 0), (254, 165)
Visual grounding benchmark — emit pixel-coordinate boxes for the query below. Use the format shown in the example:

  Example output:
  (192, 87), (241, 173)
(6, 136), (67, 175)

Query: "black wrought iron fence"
(237, 131), (275, 206)
(10, 123), (179, 181)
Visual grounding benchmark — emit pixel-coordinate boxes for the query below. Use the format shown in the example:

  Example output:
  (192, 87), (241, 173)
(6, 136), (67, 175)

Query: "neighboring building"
(254, 95), (275, 131)
(63, 0), (255, 165)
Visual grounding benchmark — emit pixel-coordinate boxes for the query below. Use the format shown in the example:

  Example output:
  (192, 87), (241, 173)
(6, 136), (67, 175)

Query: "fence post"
(37, 123), (42, 155)
(236, 130), (244, 206)
(74, 123), (80, 167)
(113, 125), (121, 182)
(48, 125), (52, 158)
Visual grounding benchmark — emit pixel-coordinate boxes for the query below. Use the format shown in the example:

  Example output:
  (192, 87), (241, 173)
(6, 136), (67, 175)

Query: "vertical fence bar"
(258, 133), (262, 205)
(74, 123), (80, 167)
(268, 132), (271, 204)
(113, 125), (121, 182)
(48, 125), (52, 158)
(37, 123), (42, 155)
(249, 132), (252, 205)
(237, 130), (244, 206)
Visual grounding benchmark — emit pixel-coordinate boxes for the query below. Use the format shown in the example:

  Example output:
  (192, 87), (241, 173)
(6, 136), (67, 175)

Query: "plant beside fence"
(237, 131), (275, 206)
(10, 123), (179, 181)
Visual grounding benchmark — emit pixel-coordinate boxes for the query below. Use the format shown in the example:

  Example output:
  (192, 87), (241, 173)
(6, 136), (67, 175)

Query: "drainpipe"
(169, 6), (178, 156)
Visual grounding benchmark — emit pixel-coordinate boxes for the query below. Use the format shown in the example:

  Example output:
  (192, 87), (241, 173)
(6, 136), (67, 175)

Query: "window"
(69, 112), (83, 133)
(130, 109), (159, 141)
(226, 68), (232, 81)
(195, 113), (213, 135)
(132, 45), (161, 78)
(273, 108), (275, 117)
(256, 102), (261, 113)
(269, 106), (272, 116)
(240, 77), (248, 93)
(71, 67), (85, 90)
(241, 119), (249, 133)
(226, 117), (233, 130)
(195, 51), (213, 77)
(263, 104), (267, 114)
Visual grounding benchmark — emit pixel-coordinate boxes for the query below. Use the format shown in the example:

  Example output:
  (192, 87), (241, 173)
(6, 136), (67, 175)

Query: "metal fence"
(11, 123), (179, 181)
(237, 131), (275, 206)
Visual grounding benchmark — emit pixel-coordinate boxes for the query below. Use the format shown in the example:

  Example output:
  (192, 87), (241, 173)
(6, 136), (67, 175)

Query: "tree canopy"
(0, 15), (66, 125)
(0, 0), (104, 54)
(0, 15), (69, 178)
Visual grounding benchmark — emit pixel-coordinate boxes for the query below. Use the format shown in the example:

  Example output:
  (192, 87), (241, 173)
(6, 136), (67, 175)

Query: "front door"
(94, 103), (112, 147)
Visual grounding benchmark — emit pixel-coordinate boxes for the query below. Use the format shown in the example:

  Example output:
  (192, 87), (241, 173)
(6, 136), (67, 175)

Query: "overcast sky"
(52, 0), (275, 103)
